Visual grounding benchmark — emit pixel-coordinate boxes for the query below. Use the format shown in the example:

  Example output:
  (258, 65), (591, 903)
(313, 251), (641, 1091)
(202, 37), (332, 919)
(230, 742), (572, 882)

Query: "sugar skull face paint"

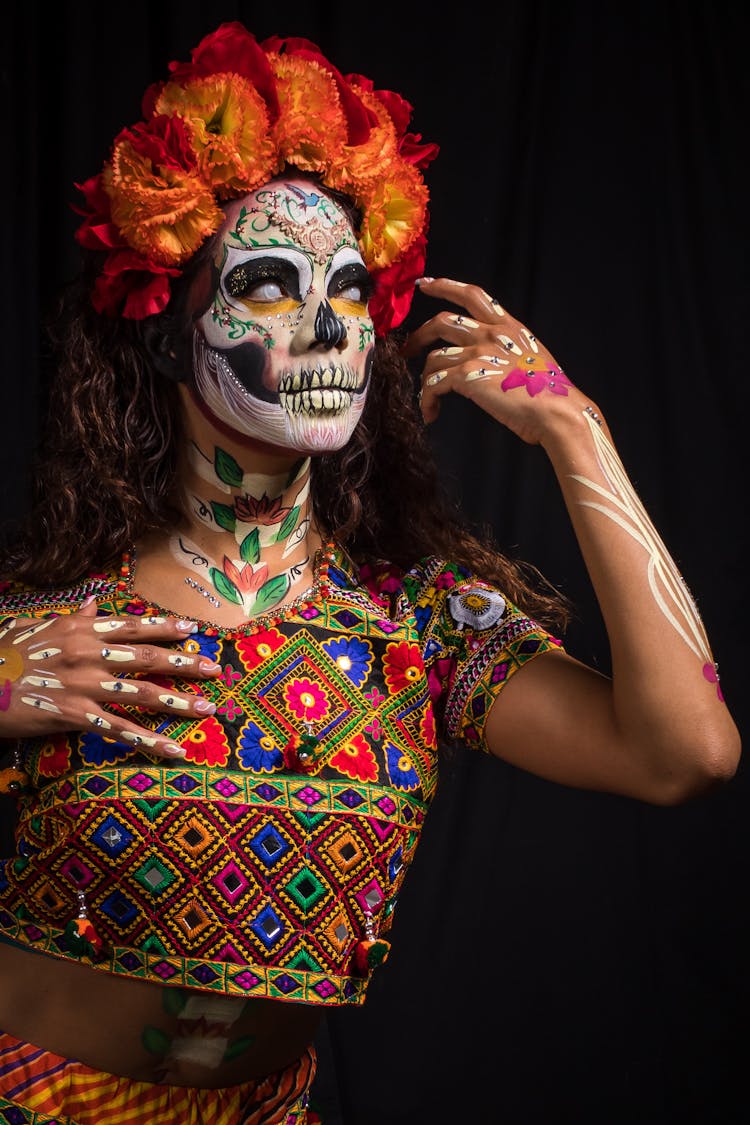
(190, 177), (375, 454)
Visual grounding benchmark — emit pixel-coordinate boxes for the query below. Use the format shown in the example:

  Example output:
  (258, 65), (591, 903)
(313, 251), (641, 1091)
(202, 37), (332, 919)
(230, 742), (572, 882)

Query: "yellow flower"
(154, 74), (280, 197)
(358, 160), (429, 270)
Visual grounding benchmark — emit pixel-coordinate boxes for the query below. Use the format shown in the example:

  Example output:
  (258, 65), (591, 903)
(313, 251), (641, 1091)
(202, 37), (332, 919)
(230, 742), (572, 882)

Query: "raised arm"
(404, 277), (740, 805)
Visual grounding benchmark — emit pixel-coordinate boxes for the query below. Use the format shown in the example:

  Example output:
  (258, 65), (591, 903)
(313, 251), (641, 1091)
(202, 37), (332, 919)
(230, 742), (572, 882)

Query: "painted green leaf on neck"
(253, 573), (290, 614)
(275, 505), (300, 543)
(209, 568), (243, 605)
(211, 501), (236, 532)
(239, 527), (261, 564)
(214, 447), (244, 488)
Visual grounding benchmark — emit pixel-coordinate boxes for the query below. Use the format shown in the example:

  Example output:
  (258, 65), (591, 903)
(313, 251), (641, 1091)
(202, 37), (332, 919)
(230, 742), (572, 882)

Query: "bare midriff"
(0, 943), (324, 1088)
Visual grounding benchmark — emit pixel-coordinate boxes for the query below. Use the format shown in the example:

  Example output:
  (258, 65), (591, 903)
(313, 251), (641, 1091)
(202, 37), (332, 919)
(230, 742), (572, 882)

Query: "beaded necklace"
(115, 542), (336, 639)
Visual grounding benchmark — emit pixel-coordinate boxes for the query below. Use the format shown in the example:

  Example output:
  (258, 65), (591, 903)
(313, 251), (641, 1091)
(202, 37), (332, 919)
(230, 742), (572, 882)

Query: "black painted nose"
(314, 300), (347, 349)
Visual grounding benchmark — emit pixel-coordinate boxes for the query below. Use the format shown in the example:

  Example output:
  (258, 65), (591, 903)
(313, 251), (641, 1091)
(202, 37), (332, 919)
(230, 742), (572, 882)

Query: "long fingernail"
(415, 276), (434, 285)
(426, 370), (448, 386)
(199, 660), (221, 673)
(176, 620), (199, 633)
(122, 731), (158, 748)
(162, 743), (187, 758)
(194, 698), (217, 715)
(86, 713), (112, 730)
(101, 679), (138, 694)
(158, 693), (190, 711)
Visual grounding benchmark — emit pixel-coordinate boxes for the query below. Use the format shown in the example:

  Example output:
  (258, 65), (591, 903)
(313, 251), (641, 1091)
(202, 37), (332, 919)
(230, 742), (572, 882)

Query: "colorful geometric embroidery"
(0, 547), (562, 1005)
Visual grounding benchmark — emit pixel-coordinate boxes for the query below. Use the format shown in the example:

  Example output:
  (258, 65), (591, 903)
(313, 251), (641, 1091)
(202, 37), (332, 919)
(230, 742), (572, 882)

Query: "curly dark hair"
(0, 238), (570, 633)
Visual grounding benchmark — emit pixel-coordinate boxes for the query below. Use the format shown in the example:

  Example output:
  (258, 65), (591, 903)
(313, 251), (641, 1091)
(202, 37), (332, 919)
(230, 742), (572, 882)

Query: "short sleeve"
(403, 558), (564, 751)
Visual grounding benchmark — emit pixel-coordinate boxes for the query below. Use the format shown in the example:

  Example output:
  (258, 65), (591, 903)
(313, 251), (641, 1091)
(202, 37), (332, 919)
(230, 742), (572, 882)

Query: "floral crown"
(74, 22), (439, 336)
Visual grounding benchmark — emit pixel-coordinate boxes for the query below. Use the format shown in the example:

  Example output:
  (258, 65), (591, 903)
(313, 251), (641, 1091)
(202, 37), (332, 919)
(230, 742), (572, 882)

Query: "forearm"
(542, 402), (740, 782)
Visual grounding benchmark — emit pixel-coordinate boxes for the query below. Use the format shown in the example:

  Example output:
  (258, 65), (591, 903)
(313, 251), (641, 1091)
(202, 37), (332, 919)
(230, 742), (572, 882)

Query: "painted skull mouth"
(278, 365), (363, 415)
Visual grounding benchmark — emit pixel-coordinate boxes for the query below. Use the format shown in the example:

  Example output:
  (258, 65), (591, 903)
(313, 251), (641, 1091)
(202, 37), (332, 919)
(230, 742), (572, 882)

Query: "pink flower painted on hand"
(501, 359), (573, 398)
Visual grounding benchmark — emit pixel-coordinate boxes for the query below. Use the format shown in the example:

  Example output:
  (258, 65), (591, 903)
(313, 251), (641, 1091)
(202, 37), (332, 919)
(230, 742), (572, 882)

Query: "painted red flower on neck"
(234, 493), (292, 525)
(222, 557), (269, 594)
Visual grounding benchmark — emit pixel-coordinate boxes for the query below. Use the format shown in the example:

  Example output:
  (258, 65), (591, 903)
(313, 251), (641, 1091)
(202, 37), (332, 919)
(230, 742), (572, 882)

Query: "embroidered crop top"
(0, 546), (562, 1006)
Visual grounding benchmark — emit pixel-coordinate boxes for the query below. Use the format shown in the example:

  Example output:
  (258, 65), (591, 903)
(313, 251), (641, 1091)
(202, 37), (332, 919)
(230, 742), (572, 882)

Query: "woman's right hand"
(0, 598), (222, 758)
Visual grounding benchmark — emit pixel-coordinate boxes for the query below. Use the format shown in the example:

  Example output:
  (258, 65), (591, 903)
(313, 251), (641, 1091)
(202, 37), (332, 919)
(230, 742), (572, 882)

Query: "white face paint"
(189, 177), (375, 454)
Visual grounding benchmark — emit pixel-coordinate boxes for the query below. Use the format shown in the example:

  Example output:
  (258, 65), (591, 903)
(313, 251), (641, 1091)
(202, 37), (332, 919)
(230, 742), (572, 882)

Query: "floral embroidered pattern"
(0, 547), (561, 1006)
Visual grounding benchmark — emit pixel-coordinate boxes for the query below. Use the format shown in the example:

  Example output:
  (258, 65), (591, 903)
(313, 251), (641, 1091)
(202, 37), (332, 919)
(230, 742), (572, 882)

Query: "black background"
(2, 2), (748, 1122)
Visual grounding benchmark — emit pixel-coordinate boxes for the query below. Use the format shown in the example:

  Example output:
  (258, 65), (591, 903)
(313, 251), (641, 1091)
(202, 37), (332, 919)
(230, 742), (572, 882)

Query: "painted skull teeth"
(278, 366), (360, 415)
(279, 366), (358, 393)
(279, 387), (352, 415)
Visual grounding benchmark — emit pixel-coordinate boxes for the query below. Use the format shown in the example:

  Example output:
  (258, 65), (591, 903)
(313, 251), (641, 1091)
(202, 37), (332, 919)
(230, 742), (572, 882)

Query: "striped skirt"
(0, 1031), (317, 1124)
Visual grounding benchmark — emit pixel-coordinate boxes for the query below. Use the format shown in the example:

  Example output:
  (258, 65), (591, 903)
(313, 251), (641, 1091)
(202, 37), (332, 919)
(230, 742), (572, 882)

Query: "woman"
(0, 21), (740, 1125)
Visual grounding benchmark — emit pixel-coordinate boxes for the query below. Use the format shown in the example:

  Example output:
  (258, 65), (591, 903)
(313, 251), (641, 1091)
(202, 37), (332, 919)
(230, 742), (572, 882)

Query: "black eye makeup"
(328, 262), (373, 304)
(225, 256), (302, 301)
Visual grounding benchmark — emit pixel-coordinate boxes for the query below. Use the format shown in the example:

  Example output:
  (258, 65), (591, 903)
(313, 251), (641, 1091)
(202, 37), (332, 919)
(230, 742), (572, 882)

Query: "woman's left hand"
(403, 276), (599, 446)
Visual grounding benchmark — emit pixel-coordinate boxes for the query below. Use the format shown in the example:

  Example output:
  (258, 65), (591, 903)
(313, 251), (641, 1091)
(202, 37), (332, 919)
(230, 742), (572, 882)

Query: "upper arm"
(482, 648), (689, 804)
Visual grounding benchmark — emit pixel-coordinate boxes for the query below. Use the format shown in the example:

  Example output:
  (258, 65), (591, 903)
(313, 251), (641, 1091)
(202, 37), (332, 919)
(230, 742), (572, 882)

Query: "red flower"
(233, 493), (292, 525)
(74, 174), (122, 252)
(92, 249), (180, 319)
(221, 557), (269, 594)
(382, 641), (425, 694)
(236, 627), (285, 671)
(369, 234), (427, 335)
(37, 734), (73, 778)
(181, 714), (231, 766)
(329, 732), (378, 782)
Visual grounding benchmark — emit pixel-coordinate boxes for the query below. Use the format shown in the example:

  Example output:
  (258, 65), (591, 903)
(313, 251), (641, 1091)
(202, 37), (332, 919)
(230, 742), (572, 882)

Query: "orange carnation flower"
(270, 54), (348, 175)
(326, 86), (398, 191)
(104, 116), (224, 264)
(358, 159), (429, 270)
(154, 75), (280, 197)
